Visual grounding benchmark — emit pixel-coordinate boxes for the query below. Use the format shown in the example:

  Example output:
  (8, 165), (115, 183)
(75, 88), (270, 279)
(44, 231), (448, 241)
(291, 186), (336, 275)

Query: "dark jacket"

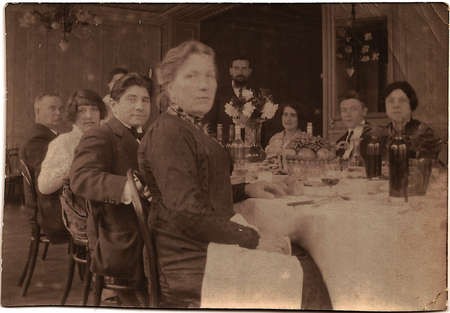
(335, 121), (372, 161)
(138, 113), (259, 307)
(20, 123), (68, 243)
(69, 117), (144, 283)
(203, 83), (261, 144)
(383, 118), (441, 159)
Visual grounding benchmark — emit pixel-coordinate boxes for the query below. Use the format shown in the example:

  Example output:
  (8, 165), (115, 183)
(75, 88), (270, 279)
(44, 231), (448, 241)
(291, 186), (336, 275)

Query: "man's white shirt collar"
(114, 115), (143, 134)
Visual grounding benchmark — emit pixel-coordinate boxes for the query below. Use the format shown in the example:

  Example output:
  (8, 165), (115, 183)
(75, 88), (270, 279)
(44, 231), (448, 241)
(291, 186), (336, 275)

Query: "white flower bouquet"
(224, 89), (279, 126)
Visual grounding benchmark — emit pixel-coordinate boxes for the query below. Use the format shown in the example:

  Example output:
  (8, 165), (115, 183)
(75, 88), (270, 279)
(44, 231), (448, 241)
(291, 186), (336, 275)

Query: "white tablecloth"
(234, 169), (447, 311)
(201, 242), (303, 309)
(201, 214), (303, 309)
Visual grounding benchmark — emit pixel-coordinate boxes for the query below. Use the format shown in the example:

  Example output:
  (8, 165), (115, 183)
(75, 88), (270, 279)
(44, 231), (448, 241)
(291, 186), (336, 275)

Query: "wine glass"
(321, 160), (342, 196)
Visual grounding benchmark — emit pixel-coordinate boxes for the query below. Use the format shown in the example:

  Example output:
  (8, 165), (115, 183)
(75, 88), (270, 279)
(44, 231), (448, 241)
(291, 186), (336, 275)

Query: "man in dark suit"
(204, 56), (261, 144)
(335, 90), (372, 161)
(70, 73), (152, 306)
(20, 93), (68, 243)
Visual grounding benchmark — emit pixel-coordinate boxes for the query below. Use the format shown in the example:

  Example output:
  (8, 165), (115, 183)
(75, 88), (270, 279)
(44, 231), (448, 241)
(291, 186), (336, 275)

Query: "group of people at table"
(19, 40), (441, 308)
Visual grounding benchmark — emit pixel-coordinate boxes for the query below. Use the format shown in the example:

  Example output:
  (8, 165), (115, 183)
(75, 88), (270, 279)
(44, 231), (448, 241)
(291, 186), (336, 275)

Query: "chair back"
(60, 181), (88, 242)
(19, 159), (37, 207)
(126, 169), (160, 308)
(6, 148), (20, 178)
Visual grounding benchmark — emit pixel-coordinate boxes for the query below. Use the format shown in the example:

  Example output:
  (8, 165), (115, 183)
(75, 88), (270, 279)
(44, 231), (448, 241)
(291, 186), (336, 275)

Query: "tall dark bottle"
(366, 136), (382, 178)
(225, 125), (235, 152)
(389, 135), (409, 197)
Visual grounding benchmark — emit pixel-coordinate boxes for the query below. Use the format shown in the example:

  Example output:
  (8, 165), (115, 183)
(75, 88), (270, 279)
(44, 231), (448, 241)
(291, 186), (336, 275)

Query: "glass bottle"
(216, 123), (223, 146)
(306, 122), (313, 137)
(225, 125), (235, 152)
(230, 124), (245, 169)
(349, 137), (364, 167)
(389, 134), (409, 198)
(366, 136), (382, 178)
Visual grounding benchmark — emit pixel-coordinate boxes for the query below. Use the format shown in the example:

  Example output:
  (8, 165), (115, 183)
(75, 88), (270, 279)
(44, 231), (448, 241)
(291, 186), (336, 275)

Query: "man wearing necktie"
(335, 90), (372, 160)
(70, 73), (152, 306)
(20, 93), (69, 243)
(203, 56), (262, 144)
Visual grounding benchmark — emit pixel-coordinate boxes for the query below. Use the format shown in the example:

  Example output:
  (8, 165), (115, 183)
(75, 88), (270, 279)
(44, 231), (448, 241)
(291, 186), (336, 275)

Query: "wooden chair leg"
(94, 274), (104, 306)
(21, 238), (40, 296)
(82, 255), (92, 306)
(77, 263), (86, 281)
(18, 238), (34, 286)
(60, 249), (76, 305)
(41, 241), (50, 260)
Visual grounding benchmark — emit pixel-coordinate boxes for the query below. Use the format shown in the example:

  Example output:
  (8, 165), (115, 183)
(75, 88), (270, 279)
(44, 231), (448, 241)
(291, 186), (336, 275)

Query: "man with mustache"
(204, 56), (261, 144)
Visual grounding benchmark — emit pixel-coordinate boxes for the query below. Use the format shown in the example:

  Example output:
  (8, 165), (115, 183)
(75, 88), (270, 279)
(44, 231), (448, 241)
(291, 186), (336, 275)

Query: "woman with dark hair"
(382, 81), (441, 158)
(38, 89), (106, 194)
(265, 103), (306, 158)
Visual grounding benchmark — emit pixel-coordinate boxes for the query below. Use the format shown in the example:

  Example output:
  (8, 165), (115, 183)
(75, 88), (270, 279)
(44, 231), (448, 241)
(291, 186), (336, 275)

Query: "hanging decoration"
(336, 4), (381, 77)
(18, 4), (102, 52)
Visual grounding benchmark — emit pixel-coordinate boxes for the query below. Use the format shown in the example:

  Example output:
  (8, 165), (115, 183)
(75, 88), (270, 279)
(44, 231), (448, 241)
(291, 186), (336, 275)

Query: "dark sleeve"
(22, 135), (51, 178)
(232, 183), (249, 203)
(20, 135), (51, 235)
(413, 124), (442, 159)
(69, 128), (126, 204)
(139, 122), (259, 249)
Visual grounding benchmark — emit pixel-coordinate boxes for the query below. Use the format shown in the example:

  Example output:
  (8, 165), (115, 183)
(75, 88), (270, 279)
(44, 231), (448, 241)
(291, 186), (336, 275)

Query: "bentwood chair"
(127, 169), (160, 308)
(17, 159), (52, 296)
(84, 200), (149, 307)
(59, 183), (91, 305)
(5, 148), (22, 204)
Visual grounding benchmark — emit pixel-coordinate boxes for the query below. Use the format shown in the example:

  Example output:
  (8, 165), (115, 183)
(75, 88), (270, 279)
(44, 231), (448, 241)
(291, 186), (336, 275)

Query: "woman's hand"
(245, 181), (288, 199)
(257, 235), (291, 255)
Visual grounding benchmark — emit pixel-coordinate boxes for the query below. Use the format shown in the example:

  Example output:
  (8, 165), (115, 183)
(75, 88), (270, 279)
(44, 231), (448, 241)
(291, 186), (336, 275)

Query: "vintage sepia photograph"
(2, 2), (448, 311)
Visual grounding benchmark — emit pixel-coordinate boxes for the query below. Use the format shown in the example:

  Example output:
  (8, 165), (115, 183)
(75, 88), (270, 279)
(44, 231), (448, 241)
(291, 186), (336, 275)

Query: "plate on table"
(283, 195), (316, 207)
(303, 180), (325, 187)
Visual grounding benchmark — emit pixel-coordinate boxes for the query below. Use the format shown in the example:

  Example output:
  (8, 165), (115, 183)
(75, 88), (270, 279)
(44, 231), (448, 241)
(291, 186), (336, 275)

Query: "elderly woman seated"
(138, 40), (331, 309)
(38, 89), (106, 195)
(265, 103), (306, 159)
(379, 81), (441, 159)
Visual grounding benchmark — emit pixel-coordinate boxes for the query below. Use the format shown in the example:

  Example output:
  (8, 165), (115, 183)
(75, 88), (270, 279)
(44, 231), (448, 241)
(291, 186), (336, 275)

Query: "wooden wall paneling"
(6, 5), (164, 149)
(394, 4), (448, 140)
(5, 10), (16, 149)
(173, 21), (200, 46)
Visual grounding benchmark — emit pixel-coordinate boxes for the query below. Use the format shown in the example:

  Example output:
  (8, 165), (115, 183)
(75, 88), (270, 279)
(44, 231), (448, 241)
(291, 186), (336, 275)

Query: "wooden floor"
(1, 202), (86, 307)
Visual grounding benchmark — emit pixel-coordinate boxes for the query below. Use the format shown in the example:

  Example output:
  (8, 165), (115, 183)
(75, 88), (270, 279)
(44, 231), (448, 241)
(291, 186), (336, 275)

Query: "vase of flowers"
(224, 89), (278, 162)
(244, 119), (265, 162)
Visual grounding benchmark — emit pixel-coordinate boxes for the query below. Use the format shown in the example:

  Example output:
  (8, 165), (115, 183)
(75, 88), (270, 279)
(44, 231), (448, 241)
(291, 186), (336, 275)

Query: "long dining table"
(233, 167), (447, 311)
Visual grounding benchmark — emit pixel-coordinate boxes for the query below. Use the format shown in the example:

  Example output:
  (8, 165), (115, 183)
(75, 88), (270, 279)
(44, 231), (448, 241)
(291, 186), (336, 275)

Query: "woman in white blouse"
(265, 104), (306, 158)
(38, 89), (106, 194)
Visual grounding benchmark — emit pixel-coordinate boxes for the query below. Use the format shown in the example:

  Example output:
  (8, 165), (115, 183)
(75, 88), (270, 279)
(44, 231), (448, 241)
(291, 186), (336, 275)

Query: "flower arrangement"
(224, 89), (279, 126)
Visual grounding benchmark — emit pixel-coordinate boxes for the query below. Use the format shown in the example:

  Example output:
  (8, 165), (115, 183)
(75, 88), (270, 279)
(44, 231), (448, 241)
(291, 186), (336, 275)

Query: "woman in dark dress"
(381, 81), (441, 159)
(138, 40), (331, 309)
